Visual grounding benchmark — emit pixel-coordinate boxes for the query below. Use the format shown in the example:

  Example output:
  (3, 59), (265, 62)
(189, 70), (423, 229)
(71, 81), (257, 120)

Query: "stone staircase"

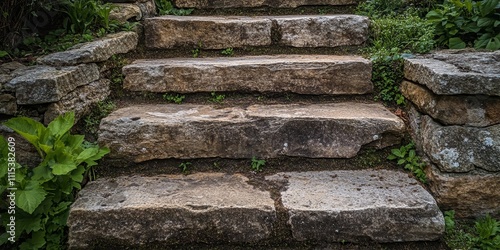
(67, 1), (445, 249)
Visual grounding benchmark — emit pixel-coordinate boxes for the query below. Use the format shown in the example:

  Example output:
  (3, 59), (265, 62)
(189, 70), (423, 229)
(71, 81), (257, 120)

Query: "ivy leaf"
(16, 180), (47, 214)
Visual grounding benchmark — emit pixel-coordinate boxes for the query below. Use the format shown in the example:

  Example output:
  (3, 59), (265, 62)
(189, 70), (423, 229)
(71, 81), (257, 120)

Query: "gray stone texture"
(37, 32), (138, 66)
(175, 0), (358, 8)
(0, 94), (17, 115)
(145, 16), (272, 49)
(273, 15), (369, 47)
(44, 79), (111, 124)
(144, 15), (368, 49)
(98, 103), (404, 162)
(410, 108), (500, 173)
(401, 80), (500, 127)
(404, 50), (500, 96)
(6, 64), (100, 104)
(123, 55), (373, 95)
(68, 173), (276, 249)
(266, 170), (444, 242)
(427, 165), (500, 218)
(109, 4), (142, 23)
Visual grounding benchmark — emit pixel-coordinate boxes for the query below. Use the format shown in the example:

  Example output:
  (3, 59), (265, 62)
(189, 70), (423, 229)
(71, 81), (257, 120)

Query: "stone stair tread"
(98, 103), (405, 162)
(145, 15), (369, 49)
(175, 0), (358, 9)
(123, 55), (372, 95)
(68, 170), (444, 249)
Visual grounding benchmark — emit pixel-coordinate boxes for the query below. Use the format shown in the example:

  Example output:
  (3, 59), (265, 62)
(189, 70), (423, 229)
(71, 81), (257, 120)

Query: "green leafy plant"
(251, 157), (266, 172)
(444, 210), (500, 249)
(163, 93), (186, 104)
(209, 92), (225, 103)
(0, 112), (109, 249)
(221, 47), (234, 56)
(426, 0), (500, 50)
(370, 49), (406, 105)
(475, 214), (500, 249)
(0, 50), (9, 58)
(387, 142), (427, 183)
(61, 0), (115, 34)
(179, 162), (192, 174)
(155, 0), (193, 16)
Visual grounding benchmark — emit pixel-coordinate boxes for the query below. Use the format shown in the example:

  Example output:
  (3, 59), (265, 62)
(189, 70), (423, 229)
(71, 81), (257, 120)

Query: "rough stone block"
(404, 50), (500, 96)
(44, 79), (111, 124)
(175, 0), (358, 8)
(37, 32), (138, 66)
(145, 16), (272, 49)
(266, 170), (444, 242)
(98, 103), (404, 162)
(6, 64), (100, 105)
(410, 108), (500, 173)
(273, 15), (369, 47)
(109, 4), (142, 23)
(401, 80), (500, 127)
(123, 55), (373, 95)
(427, 165), (500, 219)
(68, 173), (276, 249)
(0, 94), (17, 115)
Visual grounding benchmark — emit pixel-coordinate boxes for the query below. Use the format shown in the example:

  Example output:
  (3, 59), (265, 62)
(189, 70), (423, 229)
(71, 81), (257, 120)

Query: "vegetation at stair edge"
(251, 157), (266, 172)
(155, 0), (193, 16)
(0, 0), (133, 62)
(444, 210), (500, 249)
(0, 112), (109, 249)
(357, 0), (437, 106)
(387, 142), (427, 183)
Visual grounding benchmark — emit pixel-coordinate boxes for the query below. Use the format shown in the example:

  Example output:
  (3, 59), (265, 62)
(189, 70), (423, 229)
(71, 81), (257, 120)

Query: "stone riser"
(97, 103), (405, 163)
(145, 15), (369, 49)
(123, 55), (373, 95)
(67, 170), (444, 249)
(175, 0), (358, 9)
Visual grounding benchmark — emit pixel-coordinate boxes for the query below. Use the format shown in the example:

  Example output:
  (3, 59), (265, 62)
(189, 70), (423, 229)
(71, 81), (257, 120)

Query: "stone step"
(98, 103), (405, 162)
(123, 55), (372, 95)
(175, 0), (358, 9)
(68, 170), (444, 249)
(145, 15), (369, 49)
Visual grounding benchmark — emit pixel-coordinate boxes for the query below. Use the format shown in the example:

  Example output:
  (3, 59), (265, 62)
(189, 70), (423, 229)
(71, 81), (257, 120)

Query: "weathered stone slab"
(68, 173), (276, 249)
(44, 79), (111, 124)
(266, 170), (444, 242)
(273, 15), (369, 47)
(401, 80), (500, 127)
(123, 55), (372, 94)
(109, 3), (142, 23)
(6, 64), (99, 104)
(37, 32), (138, 66)
(404, 50), (500, 96)
(427, 165), (500, 219)
(145, 16), (272, 49)
(98, 103), (404, 162)
(412, 111), (500, 173)
(0, 94), (17, 115)
(175, 0), (358, 8)
(137, 0), (156, 18)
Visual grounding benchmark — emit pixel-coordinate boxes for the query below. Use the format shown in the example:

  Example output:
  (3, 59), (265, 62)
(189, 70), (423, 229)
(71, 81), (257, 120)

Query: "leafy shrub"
(444, 210), (500, 250)
(427, 0), (500, 50)
(357, 0), (441, 18)
(61, 0), (115, 34)
(0, 112), (109, 249)
(155, 0), (193, 16)
(387, 142), (427, 183)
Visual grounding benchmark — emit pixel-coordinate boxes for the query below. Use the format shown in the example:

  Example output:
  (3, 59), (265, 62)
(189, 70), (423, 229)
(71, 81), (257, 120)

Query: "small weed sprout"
(221, 47), (234, 56)
(251, 157), (266, 172)
(179, 162), (192, 174)
(387, 142), (427, 183)
(444, 210), (500, 250)
(192, 41), (202, 58)
(209, 92), (225, 103)
(163, 93), (185, 104)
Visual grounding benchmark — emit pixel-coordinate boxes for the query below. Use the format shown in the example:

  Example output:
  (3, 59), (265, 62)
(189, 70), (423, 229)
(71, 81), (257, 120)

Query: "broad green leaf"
(0, 50), (8, 58)
(84, 147), (110, 167)
(449, 37), (466, 49)
(76, 147), (99, 163)
(16, 180), (47, 214)
(65, 134), (84, 150)
(19, 230), (45, 250)
(16, 214), (43, 234)
(479, 0), (499, 17)
(32, 165), (54, 182)
(51, 163), (77, 175)
(477, 17), (495, 27)
(391, 149), (404, 158)
(70, 165), (86, 182)
(4, 117), (46, 154)
(486, 37), (500, 50)
(397, 159), (406, 165)
(47, 111), (75, 140)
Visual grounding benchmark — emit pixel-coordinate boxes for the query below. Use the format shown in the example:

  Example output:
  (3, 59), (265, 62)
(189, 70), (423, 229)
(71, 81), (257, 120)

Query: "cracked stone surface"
(68, 173), (276, 249)
(37, 32), (138, 66)
(404, 50), (500, 96)
(409, 107), (500, 173)
(123, 55), (372, 95)
(401, 80), (500, 127)
(98, 103), (404, 162)
(44, 79), (110, 124)
(6, 64), (99, 104)
(175, 0), (358, 8)
(266, 170), (445, 242)
(426, 165), (500, 218)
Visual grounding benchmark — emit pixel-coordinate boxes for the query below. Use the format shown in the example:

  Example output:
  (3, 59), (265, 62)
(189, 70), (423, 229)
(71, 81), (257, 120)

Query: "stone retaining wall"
(402, 50), (500, 218)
